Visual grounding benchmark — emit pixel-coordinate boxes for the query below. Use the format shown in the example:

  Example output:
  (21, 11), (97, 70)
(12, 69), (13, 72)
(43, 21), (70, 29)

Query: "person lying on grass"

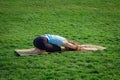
(30, 34), (106, 54)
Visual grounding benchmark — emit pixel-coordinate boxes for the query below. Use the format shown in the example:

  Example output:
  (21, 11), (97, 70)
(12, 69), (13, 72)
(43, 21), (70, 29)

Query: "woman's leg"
(43, 42), (61, 52)
(33, 36), (61, 52)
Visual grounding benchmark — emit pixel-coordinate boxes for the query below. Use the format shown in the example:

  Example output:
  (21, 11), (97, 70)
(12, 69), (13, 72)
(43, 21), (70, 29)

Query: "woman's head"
(65, 40), (81, 51)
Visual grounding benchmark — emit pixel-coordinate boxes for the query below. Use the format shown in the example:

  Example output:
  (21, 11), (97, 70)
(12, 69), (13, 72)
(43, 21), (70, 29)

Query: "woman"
(30, 34), (106, 54)
(30, 34), (81, 54)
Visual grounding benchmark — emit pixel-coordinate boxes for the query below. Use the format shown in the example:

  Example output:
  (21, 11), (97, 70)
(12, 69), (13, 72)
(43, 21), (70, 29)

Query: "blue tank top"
(42, 34), (67, 46)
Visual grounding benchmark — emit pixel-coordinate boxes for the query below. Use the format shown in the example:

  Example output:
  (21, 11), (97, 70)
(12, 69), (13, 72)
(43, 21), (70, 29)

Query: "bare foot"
(30, 48), (48, 55)
(29, 48), (44, 55)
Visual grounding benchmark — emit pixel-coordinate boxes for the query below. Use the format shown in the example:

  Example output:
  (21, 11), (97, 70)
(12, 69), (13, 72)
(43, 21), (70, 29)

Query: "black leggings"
(33, 36), (61, 52)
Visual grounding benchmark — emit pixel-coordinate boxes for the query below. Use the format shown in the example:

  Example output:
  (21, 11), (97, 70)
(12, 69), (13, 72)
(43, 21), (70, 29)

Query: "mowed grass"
(0, 0), (120, 80)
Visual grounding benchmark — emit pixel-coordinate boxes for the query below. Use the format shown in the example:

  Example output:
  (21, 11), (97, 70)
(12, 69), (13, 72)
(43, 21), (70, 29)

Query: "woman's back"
(42, 34), (67, 46)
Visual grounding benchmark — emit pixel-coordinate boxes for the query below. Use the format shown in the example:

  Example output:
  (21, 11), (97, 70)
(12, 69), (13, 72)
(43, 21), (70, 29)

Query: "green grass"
(0, 0), (120, 80)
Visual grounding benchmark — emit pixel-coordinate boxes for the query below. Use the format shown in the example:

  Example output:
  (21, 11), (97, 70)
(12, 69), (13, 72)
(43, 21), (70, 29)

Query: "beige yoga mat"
(80, 44), (106, 50)
(15, 45), (106, 56)
(15, 48), (48, 56)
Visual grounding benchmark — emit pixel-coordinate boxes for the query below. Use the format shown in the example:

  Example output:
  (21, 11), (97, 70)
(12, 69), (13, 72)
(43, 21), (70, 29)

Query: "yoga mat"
(15, 48), (48, 56)
(15, 45), (106, 56)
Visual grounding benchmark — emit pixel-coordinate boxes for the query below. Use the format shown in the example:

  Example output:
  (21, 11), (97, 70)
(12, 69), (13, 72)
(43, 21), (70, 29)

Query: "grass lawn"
(0, 0), (120, 80)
